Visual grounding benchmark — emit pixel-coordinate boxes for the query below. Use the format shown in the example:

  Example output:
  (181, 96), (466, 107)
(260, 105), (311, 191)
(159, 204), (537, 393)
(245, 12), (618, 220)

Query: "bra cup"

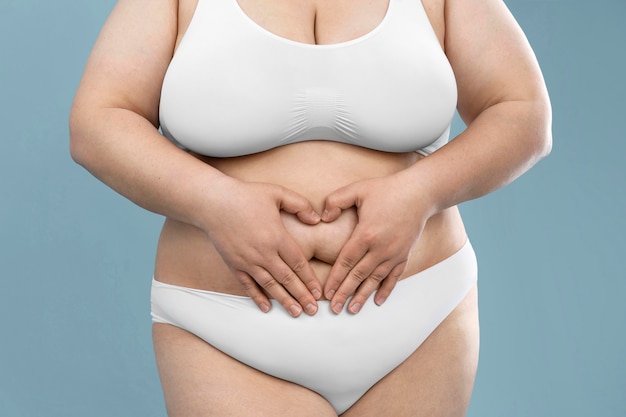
(159, 0), (457, 157)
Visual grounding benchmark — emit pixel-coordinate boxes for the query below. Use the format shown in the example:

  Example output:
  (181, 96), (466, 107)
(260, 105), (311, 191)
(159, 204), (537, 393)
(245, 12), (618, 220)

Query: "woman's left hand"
(321, 171), (434, 314)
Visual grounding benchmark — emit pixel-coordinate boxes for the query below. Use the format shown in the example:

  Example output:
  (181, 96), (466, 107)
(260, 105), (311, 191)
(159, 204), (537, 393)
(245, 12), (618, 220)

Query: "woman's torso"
(154, 0), (467, 296)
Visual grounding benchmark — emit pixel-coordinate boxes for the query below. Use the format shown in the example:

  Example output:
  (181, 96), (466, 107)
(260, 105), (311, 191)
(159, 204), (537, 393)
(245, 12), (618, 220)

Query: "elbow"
(68, 104), (94, 168)
(530, 124), (552, 164)
(537, 130), (553, 160)
(68, 129), (84, 167)
(533, 99), (553, 161)
(524, 95), (553, 164)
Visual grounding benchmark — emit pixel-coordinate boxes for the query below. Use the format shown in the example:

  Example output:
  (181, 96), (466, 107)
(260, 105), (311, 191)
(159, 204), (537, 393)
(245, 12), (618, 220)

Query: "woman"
(69, 0), (551, 415)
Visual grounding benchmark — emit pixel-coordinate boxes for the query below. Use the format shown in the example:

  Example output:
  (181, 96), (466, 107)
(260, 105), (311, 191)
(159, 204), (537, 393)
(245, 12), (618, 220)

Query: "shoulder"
(72, 0), (179, 124)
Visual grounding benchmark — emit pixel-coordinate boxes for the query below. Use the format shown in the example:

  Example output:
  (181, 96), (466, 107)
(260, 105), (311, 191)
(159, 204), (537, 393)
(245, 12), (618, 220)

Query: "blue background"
(1, 0), (624, 415)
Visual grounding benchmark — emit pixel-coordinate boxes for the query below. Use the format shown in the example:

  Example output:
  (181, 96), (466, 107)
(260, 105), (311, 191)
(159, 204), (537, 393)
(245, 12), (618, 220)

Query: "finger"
(270, 260), (319, 316)
(274, 238), (321, 314)
(321, 184), (360, 222)
(277, 187), (321, 225)
(375, 263), (405, 306)
(329, 253), (380, 314)
(279, 241), (322, 301)
(323, 238), (369, 300)
(251, 267), (307, 318)
(233, 270), (272, 313)
(347, 263), (393, 314)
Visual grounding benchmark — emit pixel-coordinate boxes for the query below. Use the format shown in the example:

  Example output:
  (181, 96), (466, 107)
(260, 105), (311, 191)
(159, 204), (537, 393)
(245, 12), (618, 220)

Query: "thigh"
(343, 284), (480, 417)
(153, 323), (338, 417)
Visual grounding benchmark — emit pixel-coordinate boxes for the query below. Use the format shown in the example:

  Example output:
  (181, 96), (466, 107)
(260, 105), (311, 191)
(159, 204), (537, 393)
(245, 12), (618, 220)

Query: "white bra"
(159, 0), (457, 157)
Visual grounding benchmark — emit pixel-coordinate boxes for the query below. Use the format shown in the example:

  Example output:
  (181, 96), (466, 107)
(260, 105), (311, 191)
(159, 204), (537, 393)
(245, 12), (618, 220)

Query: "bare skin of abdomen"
(154, 140), (468, 296)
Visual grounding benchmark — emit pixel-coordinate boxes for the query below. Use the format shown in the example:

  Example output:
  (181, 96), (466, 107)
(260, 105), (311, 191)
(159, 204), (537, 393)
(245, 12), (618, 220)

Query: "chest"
(176, 0), (445, 50)
(160, 0), (456, 157)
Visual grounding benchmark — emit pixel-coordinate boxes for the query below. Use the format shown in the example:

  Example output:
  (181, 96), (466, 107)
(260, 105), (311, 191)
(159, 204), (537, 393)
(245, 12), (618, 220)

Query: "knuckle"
(290, 258), (308, 274)
(389, 262), (407, 279)
(368, 270), (387, 283)
(338, 255), (358, 270)
(259, 277), (278, 291)
(277, 271), (297, 287)
(333, 283), (355, 300)
(388, 269), (402, 280)
(359, 229), (380, 246)
(238, 278), (256, 292)
(335, 288), (352, 300)
(350, 268), (369, 283)
(232, 270), (252, 284)
(256, 234), (276, 248)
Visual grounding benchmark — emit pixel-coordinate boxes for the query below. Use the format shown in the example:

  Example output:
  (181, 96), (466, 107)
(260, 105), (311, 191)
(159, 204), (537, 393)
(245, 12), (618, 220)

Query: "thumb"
(277, 186), (321, 225)
(322, 184), (360, 222)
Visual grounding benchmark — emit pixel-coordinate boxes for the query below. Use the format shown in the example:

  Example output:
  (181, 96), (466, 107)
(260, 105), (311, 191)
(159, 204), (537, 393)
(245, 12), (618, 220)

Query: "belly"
(154, 141), (467, 295)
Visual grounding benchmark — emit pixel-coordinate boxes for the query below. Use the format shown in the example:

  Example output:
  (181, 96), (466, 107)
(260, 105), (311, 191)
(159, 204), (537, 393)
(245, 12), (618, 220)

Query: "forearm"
(408, 99), (552, 216)
(69, 106), (226, 229)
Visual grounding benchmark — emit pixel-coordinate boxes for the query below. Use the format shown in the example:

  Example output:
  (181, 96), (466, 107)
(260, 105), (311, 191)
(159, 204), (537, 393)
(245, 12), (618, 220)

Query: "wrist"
(188, 171), (237, 233)
(396, 161), (444, 220)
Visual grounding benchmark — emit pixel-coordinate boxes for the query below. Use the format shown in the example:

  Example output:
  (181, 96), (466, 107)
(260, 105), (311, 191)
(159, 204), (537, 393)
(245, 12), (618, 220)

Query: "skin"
(70, 0), (551, 415)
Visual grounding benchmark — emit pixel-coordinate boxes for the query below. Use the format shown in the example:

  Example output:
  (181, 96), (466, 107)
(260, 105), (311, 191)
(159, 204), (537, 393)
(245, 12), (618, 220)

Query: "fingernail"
(332, 302), (344, 313)
(289, 305), (302, 317)
(326, 289), (335, 299)
(305, 303), (317, 315)
(312, 288), (322, 300)
(350, 303), (361, 314)
(375, 296), (387, 306)
(322, 210), (330, 221)
(311, 212), (321, 222)
(260, 303), (270, 313)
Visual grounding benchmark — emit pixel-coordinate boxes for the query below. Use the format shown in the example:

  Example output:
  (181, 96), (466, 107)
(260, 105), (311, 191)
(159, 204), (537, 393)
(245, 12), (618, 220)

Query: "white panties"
(151, 240), (477, 414)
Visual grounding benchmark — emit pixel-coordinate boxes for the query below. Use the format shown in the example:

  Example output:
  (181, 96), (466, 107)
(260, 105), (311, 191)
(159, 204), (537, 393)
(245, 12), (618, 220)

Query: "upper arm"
(71, 0), (178, 127)
(444, 0), (550, 125)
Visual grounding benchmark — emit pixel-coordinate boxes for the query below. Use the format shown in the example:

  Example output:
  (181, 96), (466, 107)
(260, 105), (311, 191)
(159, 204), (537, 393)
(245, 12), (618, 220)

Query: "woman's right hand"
(200, 176), (323, 317)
